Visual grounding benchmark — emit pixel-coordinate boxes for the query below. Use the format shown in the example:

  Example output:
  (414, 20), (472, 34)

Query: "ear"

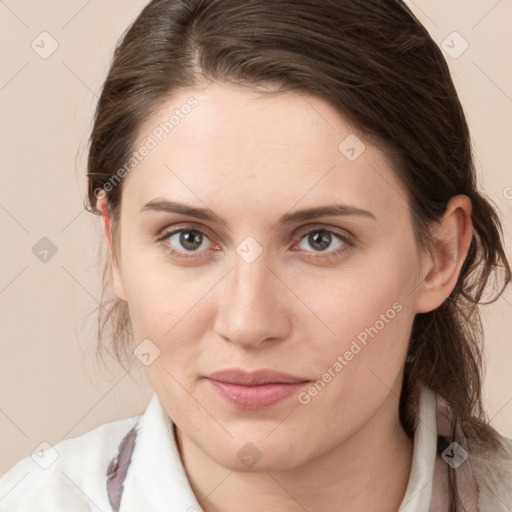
(96, 192), (127, 303)
(414, 195), (473, 314)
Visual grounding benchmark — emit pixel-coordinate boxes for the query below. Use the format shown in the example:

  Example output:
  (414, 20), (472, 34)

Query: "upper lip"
(206, 369), (310, 385)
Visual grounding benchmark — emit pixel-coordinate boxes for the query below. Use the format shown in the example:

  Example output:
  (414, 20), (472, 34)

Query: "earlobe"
(96, 193), (127, 303)
(414, 195), (473, 314)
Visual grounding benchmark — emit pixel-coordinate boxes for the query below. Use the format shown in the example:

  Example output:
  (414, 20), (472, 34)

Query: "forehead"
(122, 82), (407, 220)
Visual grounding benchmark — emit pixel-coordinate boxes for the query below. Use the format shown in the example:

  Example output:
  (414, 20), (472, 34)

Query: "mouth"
(204, 369), (311, 410)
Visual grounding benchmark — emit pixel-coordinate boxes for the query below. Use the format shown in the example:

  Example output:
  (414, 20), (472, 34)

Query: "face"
(107, 82), (428, 471)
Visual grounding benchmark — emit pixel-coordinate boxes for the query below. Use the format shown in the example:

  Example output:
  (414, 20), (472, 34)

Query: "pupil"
(310, 231), (330, 251)
(181, 231), (202, 250)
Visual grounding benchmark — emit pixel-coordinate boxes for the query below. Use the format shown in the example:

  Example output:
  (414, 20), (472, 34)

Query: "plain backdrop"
(0, 0), (511, 476)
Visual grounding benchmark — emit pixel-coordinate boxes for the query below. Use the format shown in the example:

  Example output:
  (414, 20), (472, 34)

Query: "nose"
(213, 250), (291, 350)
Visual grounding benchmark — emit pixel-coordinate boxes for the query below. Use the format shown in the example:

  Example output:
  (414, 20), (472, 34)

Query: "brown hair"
(85, 1), (511, 509)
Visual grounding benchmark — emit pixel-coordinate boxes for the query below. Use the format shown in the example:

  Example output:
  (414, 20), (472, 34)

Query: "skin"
(97, 81), (473, 512)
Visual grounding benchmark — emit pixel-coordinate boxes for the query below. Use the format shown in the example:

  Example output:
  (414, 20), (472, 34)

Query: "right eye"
(156, 226), (217, 260)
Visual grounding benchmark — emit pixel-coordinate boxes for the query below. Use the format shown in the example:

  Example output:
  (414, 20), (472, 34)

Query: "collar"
(118, 385), (440, 511)
(399, 385), (438, 510)
(119, 392), (203, 512)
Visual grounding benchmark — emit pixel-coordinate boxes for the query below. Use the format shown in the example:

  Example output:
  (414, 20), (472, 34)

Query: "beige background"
(0, 0), (511, 476)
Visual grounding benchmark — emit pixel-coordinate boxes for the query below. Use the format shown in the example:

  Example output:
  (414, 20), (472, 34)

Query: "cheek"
(295, 241), (419, 386)
(307, 247), (415, 331)
(120, 245), (213, 341)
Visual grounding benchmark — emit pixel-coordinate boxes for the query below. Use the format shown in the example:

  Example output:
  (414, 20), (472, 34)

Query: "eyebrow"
(140, 199), (376, 225)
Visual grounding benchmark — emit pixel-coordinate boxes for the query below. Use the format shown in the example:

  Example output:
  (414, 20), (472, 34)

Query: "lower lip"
(205, 379), (310, 410)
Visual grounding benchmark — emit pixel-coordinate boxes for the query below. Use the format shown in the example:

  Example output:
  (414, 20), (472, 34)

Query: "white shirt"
(0, 385), (464, 511)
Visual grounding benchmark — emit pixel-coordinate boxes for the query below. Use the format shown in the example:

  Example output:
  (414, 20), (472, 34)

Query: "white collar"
(398, 385), (438, 510)
(119, 392), (203, 511)
(119, 385), (438, 511)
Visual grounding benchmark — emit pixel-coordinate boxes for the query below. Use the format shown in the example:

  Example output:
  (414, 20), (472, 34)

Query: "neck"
(175, 390), (414, 512)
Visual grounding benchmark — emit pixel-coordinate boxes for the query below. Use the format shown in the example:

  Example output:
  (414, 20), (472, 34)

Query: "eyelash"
(155, 224), (355, 262)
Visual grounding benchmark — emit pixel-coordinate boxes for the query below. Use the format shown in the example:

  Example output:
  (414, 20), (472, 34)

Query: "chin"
(206, 435), (313, 473)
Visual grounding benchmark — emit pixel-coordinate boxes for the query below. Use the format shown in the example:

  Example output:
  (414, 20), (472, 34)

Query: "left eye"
(295, 229), (346, 253)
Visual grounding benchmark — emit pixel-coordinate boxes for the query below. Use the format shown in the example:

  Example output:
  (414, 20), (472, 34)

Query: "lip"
(207, 369), (308, 385)
(204, 369), (311, 409)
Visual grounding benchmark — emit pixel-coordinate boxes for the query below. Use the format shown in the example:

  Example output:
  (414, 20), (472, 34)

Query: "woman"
(1, 0), (511, 510)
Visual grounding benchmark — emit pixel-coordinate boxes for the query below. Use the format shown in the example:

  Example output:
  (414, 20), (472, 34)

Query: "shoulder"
(0, 413), (141, 511)
(468, 432), (512, 511)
